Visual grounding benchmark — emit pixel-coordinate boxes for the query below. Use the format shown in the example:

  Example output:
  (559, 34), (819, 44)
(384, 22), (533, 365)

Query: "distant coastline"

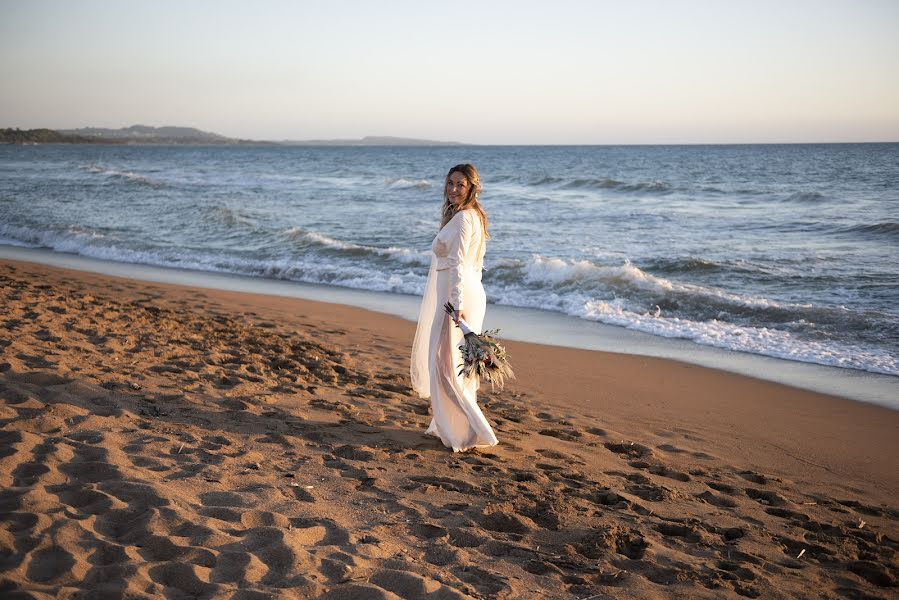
(6, 126), (891, 147)
(280, 135), (462, 146)
(1, 128), (113, 145)
(0, 125), (463, 146)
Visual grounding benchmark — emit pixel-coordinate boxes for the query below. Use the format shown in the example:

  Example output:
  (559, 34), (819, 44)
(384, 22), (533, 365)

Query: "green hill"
(0, 128), (115, 144)
(61, 125), (233, 143)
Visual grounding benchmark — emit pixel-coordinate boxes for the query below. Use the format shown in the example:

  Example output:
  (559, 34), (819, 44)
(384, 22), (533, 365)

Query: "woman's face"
(446, 172), (470, 207)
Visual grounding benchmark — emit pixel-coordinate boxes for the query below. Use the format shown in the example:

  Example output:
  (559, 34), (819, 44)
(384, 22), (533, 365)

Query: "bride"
(410, 164), (498, 452)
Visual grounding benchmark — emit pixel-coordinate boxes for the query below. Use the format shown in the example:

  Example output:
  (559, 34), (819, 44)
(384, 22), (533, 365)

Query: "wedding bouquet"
(443, 302), (515, 390)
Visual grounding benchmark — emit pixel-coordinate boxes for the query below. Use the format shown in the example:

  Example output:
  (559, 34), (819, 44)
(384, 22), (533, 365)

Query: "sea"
(1, 143), (897, 385)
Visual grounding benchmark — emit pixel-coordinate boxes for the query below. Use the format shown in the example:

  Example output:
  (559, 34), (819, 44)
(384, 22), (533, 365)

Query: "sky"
(1, 0), (897, 144)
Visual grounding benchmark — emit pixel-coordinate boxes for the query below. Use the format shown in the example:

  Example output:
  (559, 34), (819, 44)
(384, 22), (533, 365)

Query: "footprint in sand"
(625, 482), (675, 503)
(604, 441), (653, 460)
(577, 525), (648, 560)
(655, 522), (704, 544)
(695, 490), (738, 508)
(744, 488), (789, 507)
(538, 428), (582, 442)
(647, 464), (692, 482)
(148, 562), (217, 598)
(25, 545), (78, 584)
(451, 564), (509, 597)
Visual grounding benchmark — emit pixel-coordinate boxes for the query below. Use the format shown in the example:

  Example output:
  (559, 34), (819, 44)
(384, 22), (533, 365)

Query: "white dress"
(410, 209), (499, 452)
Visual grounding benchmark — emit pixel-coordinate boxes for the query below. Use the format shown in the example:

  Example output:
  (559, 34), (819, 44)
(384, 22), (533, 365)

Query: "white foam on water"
(385, 177), (432, 189)
(578, 300), (898, 376)
(284, 227), (431, 266)
(487, 282), (897, 376)
(0, 223), (111, 252)
(484, 254), (898, 377)
(2, 221), (429, 295)
(81, 164), (164, 186)
(518, 254), (804, 311)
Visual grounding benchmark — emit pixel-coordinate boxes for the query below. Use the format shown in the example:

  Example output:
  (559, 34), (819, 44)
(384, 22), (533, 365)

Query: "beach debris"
(858, 519), (866, 529)
(177, 443), (184, 454)
(796, 548), (806, 559)
(288, 483), (314, 490)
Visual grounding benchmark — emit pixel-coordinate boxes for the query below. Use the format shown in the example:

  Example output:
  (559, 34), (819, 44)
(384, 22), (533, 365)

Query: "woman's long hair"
(440, 164), (490, 243)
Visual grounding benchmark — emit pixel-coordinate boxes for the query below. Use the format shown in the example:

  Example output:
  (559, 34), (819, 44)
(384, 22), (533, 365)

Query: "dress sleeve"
(446, 211), (474, 311)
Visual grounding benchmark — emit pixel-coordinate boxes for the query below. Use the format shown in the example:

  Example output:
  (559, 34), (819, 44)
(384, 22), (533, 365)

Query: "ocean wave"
(531, 176), (566, 186)
(242, 256), (427, 295)
(578, 301), (898, 376)
(502, 255), (787, 311)
(839, 222), (899, 239)
(283, 227), (431, 266)
(783, 191), (826, 203)
(643, 257), (725, 274)
(385, 177), (432, 189)
(0, 223), (428, 296)
(528, 175), (673, 194)
(0, 223), (112, 252)
(485, 255), (885, 339)
(484, 282), (898, 376)
(485, 273), (897, 376)
(562, 178), (624, 190)
(613, 180), (672, 193)
(81, 164), (166, 187)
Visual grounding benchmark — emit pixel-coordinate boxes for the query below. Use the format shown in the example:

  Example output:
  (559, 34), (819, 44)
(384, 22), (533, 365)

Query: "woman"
(411, 164), (498, 452)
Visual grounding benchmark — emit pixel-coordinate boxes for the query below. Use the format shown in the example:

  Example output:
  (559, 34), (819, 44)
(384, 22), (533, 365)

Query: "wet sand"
(1, 258), (896, 599)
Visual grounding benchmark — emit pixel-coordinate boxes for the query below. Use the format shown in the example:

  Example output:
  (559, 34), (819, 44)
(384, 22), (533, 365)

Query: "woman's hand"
(453, 310), (467, 325)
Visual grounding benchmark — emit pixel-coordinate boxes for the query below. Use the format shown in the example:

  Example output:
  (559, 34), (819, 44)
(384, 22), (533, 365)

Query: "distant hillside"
(282, 135), (463, 146)
(0, 127), (117, 144)
(59, 125), (239, 144)
(2, 126), (461, 146)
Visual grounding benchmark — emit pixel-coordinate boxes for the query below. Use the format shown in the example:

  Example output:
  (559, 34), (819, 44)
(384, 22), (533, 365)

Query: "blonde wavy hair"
(440, 164), (490, 242)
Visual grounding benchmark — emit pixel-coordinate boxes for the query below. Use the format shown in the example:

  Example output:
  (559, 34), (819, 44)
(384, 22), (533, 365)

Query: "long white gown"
(410, 209), (499, 452)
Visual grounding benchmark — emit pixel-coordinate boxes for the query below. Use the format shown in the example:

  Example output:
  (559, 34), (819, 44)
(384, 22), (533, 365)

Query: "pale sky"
(1, 0), (897, 144)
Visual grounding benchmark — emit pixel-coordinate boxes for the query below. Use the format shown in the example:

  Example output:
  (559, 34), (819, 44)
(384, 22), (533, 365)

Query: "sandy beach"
(1, 257), (897, 599)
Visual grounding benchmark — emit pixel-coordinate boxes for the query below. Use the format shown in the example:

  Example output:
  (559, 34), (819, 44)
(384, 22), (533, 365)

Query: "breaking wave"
(81, 165), (166, 187)
(283, 227), (430, 266)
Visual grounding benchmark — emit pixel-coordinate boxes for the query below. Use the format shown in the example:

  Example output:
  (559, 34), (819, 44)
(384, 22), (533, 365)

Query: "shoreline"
(1, 257), (897, 598)
(2, 244), (897, 410)
(3, 255), (898, 494)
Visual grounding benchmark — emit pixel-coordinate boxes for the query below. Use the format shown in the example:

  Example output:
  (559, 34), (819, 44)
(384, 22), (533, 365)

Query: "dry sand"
(1, 258), (897, 599)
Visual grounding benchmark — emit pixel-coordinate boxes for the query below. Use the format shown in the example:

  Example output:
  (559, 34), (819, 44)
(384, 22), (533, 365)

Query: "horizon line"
(4, 125), (897, 147)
